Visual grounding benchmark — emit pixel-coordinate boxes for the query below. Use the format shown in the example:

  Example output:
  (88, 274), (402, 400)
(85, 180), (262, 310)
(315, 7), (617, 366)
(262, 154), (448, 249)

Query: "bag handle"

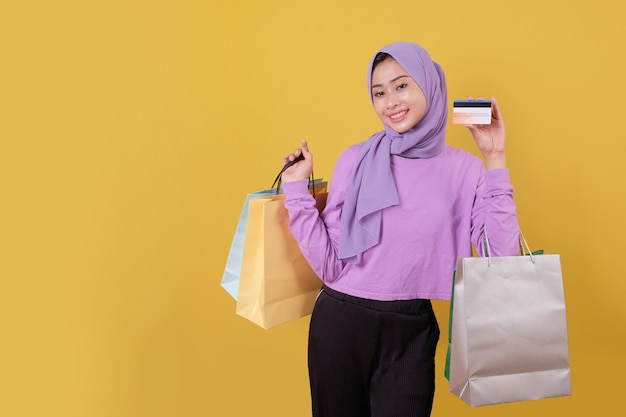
(271, 154), (317, 195)
(483, 226), (535, 266)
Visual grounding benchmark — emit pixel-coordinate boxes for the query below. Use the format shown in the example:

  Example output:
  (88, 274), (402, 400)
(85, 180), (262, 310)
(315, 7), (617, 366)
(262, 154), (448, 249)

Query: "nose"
(386, 92), (400, 109)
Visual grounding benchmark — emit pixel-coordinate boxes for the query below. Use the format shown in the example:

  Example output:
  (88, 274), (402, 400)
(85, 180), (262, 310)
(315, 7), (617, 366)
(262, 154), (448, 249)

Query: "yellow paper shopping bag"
(236, 191), (327, 329)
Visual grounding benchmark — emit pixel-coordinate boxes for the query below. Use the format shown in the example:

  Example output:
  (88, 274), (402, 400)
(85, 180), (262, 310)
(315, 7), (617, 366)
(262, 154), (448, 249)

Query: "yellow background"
(1, 0), (624, 416)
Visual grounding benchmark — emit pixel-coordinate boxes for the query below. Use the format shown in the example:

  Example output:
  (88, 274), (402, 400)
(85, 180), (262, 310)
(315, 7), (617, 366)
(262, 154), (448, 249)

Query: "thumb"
(300, 138), (312, 158)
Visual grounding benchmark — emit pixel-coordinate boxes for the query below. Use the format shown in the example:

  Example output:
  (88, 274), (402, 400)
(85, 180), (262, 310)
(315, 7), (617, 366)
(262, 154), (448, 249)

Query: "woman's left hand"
(465, 96), (506, 170)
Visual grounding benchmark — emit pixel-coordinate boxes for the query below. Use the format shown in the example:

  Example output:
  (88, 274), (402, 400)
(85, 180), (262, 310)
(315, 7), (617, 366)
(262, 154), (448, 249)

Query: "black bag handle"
(271, 154), (316, 195)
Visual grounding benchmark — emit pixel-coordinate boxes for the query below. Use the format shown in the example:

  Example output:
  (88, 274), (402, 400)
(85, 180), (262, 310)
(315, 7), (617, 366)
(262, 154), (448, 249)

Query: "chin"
(389, 124), (413, 134)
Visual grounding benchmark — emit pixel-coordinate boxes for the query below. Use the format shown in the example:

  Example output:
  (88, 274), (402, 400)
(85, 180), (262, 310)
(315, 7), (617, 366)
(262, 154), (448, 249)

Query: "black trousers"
(308, 285), (440, 417)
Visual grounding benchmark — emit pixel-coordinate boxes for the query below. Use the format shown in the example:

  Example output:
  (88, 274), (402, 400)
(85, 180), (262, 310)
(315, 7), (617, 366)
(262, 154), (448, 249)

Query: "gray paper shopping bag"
(448, 235), (572, 406)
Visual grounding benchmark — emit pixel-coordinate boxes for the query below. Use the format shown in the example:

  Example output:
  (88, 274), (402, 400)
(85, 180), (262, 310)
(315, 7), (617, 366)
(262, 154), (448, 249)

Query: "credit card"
(452, 100), (492, 125)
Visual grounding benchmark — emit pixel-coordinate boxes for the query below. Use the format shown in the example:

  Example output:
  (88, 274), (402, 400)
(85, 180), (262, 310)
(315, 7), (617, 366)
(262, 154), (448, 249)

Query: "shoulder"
(443, 145), (480, 163)
(442, 145), (483, 169)
(439, 145), (485, 183)
(333, 142), (363, 174)
(328, 142), (365, 190)
(337, 142), (363, 162)
(335, 131), (384, 168)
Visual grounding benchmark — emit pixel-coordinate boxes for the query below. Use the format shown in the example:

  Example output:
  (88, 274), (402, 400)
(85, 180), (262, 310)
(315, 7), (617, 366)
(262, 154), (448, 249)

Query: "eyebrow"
(371, 75), (410, 89)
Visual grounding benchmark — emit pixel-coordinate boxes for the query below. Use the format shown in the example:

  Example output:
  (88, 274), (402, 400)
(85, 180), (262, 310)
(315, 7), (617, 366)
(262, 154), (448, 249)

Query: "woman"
(280, 41), (519, 417)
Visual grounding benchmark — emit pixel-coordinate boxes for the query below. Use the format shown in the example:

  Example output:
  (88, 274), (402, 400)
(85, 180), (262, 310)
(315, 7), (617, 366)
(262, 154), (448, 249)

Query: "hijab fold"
(338, 42), (449, 264)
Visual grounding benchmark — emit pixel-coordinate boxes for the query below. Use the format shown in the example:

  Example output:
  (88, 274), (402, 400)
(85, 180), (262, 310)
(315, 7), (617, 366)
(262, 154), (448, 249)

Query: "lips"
(388, 110), (408, 122)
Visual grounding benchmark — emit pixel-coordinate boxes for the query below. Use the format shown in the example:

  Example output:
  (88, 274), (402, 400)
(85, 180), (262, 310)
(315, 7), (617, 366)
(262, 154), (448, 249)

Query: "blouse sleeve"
(282, 147), (358, 281)
(470, 168), (520, 256)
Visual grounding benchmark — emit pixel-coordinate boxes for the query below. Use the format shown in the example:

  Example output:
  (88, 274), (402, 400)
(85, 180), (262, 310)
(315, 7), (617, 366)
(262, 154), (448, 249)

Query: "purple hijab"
(338, 42), (448, 264)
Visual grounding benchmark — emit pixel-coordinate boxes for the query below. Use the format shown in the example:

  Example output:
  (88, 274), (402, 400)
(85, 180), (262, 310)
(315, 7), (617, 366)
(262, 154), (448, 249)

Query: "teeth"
(389, 110), (407, 120)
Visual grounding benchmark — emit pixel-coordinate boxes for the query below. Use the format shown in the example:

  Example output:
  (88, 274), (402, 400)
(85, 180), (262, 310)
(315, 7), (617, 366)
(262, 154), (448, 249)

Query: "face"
(370, 58), (427, 133)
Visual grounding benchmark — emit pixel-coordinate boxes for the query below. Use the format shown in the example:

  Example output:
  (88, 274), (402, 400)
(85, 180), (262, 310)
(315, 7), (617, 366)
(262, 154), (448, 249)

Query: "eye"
(373, 91), (384, 97)
(397, 83), (408, 90)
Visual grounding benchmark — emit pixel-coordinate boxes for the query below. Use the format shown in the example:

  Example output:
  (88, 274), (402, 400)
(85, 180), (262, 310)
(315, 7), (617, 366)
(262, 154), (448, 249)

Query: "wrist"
(483, 152), (506, 170)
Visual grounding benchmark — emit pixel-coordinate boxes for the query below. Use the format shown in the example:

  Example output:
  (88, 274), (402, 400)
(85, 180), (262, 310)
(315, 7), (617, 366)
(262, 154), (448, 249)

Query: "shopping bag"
(221, 187), (276, 300)
(447, 232), (571, 406)
(236, 190), (327, 329)
(220, 178), (326, 300)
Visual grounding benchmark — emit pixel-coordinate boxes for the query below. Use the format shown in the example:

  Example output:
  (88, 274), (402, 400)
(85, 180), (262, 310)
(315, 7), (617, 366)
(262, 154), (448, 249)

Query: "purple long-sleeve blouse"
(283, 144), (520, 301)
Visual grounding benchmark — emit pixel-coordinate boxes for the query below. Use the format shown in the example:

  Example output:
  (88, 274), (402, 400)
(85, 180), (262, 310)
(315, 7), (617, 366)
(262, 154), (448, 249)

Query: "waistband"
(321, 285), (432, 315)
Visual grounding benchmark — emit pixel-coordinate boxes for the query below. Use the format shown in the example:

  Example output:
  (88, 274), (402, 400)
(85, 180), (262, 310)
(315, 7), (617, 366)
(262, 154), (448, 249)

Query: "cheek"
(416, 101), (427, 117)
(410, 96), (427, 116)
(373, 101), (386, 118)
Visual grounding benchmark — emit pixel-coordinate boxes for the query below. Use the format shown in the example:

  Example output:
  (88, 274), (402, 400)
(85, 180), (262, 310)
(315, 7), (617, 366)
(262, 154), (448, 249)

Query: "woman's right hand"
(282, 139), (313, 183)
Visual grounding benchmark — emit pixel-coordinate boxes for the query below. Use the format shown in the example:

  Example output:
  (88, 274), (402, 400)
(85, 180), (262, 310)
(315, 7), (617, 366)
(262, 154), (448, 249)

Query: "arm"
(466, 97), (519, 255)
(281, 141), (356, 281)
(470, 168), (520, 256)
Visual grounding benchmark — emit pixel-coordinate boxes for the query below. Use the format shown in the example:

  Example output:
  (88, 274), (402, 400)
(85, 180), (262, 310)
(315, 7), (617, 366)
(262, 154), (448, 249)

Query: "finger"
(465, 124), (478, 134)
(491, 96), (501, 120)
(301, 139), (310, 156)
(300, 138), (313, 159)
(286, 152), (298, 162)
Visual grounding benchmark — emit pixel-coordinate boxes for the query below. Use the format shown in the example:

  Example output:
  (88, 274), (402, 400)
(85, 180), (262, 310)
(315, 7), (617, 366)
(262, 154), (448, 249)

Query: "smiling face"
(370, 57), (427, 133)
